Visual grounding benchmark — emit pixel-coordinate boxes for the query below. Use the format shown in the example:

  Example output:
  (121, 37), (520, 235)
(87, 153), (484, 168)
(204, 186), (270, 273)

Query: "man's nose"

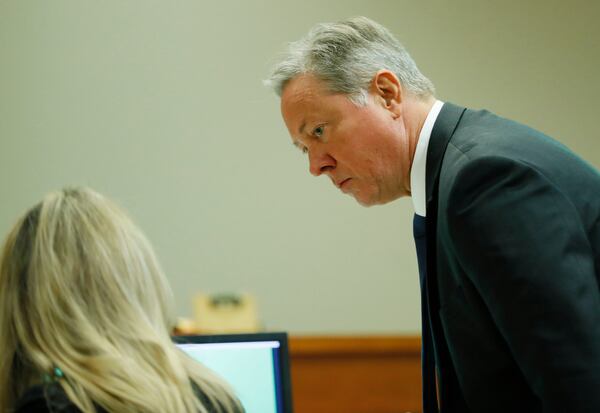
(308, 150), (336, 176)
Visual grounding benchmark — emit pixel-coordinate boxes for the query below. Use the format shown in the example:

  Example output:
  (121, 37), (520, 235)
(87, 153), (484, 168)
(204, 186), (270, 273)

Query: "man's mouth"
(338, 178), (351, 191)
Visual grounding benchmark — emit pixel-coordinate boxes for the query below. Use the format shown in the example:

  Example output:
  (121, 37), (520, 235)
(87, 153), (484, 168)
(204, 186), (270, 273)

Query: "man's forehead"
(281, 74), (321, 106)
(280, 76), (319, 136)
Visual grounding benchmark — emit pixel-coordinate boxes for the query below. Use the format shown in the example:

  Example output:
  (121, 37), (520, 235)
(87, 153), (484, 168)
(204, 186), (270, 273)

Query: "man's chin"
(352, 191), (402, 207)
(352, 193), (379, 208)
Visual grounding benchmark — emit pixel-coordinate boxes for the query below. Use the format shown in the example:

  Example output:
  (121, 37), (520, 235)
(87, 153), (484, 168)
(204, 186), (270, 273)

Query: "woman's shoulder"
(15, 382), (243, 413)
(14, 384), (83, 413)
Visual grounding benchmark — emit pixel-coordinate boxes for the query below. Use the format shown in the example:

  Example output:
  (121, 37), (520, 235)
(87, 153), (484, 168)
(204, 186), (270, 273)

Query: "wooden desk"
(289, 335), (422, 413)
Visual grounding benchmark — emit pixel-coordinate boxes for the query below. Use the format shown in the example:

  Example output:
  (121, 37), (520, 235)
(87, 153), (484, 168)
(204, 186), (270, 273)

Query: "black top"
(15, 384), (93, 413)
(15, 383), (241, 413)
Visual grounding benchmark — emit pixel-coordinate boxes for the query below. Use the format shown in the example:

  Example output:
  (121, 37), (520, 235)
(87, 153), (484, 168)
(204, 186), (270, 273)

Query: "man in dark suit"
(265, 16), (600, 413)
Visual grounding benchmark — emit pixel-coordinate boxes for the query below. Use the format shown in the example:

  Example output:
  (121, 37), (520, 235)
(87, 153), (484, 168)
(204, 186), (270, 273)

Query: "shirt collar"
(410, 100), (444, 217)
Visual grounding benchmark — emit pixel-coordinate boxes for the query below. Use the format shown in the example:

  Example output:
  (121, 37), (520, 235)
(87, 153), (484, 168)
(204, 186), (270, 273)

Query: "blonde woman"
(0, 188), (244, 413)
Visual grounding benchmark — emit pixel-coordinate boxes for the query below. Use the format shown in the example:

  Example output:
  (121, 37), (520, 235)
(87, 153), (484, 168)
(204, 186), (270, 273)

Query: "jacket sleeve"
(446, 156), (600, 413)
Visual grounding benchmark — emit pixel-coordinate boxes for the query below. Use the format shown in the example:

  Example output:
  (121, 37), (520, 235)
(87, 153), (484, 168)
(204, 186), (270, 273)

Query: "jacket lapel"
(425, 102), (465, 311)
(423, 102), (468, 411)
(426, 103), (467, 206)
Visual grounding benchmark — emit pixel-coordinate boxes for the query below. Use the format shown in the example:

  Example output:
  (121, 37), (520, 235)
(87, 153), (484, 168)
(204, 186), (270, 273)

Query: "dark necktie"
(413, 213), (439, 413)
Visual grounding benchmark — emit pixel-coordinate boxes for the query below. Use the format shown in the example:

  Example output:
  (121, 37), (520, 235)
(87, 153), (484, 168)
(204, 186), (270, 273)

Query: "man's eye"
(313, 125), (324, 138)
(301, 146), (308, 154)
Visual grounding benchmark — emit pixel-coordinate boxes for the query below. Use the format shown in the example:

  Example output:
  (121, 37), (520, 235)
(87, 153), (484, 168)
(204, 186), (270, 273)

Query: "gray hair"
(265, 16), (435, 105)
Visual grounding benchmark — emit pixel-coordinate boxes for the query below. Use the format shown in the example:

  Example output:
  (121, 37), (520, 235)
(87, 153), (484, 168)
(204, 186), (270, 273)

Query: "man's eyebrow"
(292, 140), (303, 150)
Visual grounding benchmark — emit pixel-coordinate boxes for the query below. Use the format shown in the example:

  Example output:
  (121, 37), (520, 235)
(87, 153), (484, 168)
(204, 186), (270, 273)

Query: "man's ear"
(371, 70), (403, 115)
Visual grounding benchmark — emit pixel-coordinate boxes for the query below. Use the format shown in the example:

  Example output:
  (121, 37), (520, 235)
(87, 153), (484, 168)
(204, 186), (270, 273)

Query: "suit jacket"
(424, 103), (600, 413)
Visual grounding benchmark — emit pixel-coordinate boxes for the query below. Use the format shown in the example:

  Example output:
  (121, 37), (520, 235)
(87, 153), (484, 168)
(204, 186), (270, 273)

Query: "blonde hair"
(0, 187), (243, 413)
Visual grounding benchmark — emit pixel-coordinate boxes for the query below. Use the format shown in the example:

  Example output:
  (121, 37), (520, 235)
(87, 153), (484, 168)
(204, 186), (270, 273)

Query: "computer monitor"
(175, 332), (293, 413)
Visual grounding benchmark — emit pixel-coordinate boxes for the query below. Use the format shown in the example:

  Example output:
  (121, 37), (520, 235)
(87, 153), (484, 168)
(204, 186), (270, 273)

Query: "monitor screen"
(175, 332), (293, 413)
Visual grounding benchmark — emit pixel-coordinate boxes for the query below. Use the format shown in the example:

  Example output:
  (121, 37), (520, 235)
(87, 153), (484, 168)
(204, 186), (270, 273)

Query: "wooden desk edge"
(289, 335), (421, 357)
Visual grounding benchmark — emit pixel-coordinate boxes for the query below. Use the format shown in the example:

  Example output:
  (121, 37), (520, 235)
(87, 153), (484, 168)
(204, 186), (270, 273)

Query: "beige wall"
(1, 0), (598, 334)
